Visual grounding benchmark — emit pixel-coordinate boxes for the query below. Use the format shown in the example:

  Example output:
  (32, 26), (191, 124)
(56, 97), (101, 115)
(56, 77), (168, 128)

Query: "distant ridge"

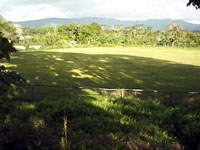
(16, 17), (200, 31)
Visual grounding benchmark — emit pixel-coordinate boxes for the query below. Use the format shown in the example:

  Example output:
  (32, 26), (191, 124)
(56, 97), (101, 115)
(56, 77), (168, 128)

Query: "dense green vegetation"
(0, 33), (26, 101)
(21, 22), (200, 49)
(0, 15), (21, 41)
(1, 93), (200, 149)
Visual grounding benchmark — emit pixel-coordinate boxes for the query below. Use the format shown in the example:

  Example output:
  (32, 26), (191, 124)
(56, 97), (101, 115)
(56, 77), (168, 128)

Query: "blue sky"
(0, 0), (200, 24)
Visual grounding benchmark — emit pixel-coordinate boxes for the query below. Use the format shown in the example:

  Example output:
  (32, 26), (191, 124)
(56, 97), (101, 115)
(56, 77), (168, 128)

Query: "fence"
(18, 84), (200, 106)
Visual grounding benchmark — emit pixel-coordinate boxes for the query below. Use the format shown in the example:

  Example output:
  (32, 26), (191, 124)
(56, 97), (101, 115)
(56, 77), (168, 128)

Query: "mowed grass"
(1, 46), (200, 91)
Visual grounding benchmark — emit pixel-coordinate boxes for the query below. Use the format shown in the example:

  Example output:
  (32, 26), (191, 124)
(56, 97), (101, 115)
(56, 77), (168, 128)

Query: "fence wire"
(16, 84), (200, 106)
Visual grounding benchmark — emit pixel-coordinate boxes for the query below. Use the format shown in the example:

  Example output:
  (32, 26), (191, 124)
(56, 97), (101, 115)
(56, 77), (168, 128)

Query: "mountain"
(16, 17), (200, 31)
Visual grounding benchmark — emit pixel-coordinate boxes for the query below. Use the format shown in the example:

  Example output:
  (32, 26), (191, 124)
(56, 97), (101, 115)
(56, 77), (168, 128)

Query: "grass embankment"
(0, 47), (200, 149)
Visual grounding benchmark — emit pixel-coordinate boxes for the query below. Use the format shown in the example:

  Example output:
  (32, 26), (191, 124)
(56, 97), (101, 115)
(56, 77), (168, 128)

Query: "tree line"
(21, 22), (200, 49)
(0, 15), (199, 49)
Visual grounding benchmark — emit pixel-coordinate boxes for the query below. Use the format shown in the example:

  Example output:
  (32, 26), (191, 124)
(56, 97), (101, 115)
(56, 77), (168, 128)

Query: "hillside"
(0, 15), (5, 22)
(0, 15), (21, 39)
(16, 17), (200, 31)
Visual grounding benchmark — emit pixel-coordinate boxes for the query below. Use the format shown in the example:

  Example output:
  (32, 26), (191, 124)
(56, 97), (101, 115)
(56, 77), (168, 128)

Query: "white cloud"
(187, 20), (200, 24)
(2, 4), (69, 22)
(0, 0), (200, 23)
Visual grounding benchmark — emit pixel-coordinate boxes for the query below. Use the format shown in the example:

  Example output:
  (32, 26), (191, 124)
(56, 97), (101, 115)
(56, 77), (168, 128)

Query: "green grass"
(1, 96), (199, 149)
(1, 47), (200, 91)
(1, 47), (200, 149)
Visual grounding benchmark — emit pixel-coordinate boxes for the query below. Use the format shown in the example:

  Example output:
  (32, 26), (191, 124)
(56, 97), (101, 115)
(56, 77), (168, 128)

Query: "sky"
(0, 0), (200, 24)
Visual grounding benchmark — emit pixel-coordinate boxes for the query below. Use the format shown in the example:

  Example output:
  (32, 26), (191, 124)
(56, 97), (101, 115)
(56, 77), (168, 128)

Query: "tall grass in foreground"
(1, 95), (199, 149)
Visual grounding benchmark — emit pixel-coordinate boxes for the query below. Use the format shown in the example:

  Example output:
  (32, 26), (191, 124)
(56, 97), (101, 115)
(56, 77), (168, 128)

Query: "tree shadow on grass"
(0, 98), (131, 150)
(1, 96), (187, 150)
(111, 97), (200, 150)
(3, 51), (200, 103)
(2, 50), (200, 149)
(6, 51), (200, 92)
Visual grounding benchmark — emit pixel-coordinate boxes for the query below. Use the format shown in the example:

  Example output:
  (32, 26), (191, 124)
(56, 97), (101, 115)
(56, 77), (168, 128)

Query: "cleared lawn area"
(1, 46), (200, 91)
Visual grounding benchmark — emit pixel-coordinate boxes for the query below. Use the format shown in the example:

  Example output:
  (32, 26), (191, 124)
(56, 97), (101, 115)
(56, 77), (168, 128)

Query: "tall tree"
(0, 15), (19, 40)
(187, 0), (200, 9)
(0, 33), (26, 100)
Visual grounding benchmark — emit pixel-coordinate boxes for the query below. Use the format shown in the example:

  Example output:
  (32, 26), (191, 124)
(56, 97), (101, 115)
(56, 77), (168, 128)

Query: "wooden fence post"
(121, 89), (124, 99)
(134, 91), (137, 97)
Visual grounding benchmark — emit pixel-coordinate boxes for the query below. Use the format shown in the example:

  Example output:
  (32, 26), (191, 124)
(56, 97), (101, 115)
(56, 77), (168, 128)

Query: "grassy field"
(1, 46), (200, 91)
(1, 47), (200, 149)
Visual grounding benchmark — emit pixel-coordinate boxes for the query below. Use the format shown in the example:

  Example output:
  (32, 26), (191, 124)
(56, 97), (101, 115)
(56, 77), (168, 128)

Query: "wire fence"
(18, 84), (200, 106)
